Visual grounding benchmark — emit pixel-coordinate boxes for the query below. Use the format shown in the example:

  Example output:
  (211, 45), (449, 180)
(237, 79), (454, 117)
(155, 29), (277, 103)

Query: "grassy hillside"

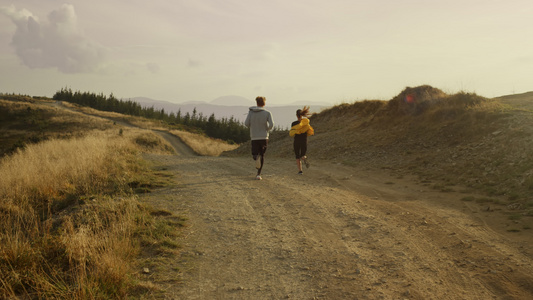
(235, 85), (533, 209)
(0, 97), (184, 298)
(0, 96), (114, 156)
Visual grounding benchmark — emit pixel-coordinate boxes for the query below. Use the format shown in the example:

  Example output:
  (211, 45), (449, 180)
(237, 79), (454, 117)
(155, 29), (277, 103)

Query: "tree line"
(52, 88), (249, 144)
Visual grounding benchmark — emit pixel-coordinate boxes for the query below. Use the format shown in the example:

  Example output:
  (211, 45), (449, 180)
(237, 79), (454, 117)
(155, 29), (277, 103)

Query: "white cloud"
(1, 4), (106, 73)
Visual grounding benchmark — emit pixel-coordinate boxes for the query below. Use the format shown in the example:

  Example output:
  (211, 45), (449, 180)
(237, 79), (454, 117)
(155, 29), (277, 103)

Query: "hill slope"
(235, 85), (533, 207)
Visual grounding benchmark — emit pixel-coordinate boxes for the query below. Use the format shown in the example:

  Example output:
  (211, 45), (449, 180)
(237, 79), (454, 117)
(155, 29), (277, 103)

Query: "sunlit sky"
(1, 0), (532, 105)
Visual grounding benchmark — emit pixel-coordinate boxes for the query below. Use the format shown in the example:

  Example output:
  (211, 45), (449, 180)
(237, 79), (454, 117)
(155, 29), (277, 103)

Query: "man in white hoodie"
(244, 96), (274, 180)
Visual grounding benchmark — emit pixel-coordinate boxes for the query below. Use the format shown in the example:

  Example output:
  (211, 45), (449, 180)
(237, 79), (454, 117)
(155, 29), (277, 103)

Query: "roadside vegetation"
(52, 88), (249, 144)
(0, 96), (183, 298)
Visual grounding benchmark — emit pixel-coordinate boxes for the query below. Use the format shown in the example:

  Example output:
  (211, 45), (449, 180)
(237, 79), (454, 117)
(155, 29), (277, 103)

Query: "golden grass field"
(0, 97), (190, 298)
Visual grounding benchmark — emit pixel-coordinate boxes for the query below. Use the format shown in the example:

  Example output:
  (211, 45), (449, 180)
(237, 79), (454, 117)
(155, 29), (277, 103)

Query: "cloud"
(1, 4), (106, 73)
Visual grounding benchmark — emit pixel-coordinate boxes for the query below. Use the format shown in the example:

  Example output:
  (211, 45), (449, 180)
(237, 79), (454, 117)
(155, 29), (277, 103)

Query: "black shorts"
(251, 139), (268, 156)
(294, 139), (307, 159)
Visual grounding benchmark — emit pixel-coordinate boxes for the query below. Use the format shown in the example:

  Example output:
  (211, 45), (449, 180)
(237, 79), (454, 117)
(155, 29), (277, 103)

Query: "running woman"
(289, 106), (314, 175)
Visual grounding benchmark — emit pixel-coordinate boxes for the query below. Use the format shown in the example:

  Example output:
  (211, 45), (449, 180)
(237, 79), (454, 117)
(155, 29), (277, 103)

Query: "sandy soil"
(139, 137), (533, 299)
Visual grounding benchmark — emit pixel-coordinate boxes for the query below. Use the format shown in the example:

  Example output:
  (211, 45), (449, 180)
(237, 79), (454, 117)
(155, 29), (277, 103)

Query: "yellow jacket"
(289, 118), (314, 137)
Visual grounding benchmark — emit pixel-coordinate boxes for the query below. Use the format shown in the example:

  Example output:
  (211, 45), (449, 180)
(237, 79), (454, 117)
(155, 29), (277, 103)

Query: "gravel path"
(139, 149), (533, 299)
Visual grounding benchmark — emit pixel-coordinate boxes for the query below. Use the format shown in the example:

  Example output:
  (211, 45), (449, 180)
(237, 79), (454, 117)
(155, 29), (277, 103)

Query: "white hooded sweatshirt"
(244, 106), (274, 140)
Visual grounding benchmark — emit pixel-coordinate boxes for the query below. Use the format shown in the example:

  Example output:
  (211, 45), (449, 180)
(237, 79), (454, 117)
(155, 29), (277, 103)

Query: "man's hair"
(256, 96), (266, 107)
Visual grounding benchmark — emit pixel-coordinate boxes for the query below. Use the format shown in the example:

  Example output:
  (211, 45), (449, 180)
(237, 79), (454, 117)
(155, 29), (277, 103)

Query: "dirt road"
(140, 145), (533, 299)
(46, 100), (533, 299)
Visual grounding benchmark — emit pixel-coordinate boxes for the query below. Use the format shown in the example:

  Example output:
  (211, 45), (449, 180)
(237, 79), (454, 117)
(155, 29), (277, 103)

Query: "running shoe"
(255, 155), (262, 169)
(303, 156), (310, 168)
(256, 175), (262, 180)
(298, 171), (303, 175)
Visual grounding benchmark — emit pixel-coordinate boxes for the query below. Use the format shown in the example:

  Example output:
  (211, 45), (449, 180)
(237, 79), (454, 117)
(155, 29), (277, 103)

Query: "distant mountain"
(131, 96), (330, 129)
(210, 95), (251, 106)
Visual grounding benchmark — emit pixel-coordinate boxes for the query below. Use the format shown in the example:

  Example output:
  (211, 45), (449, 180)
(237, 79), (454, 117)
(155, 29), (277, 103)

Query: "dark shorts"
(294, 139), (307, 159)
(251, 139), (268, 157)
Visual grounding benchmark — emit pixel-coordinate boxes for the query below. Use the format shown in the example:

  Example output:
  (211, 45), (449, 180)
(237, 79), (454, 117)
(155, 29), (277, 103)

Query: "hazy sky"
(1, 0), (532, 105)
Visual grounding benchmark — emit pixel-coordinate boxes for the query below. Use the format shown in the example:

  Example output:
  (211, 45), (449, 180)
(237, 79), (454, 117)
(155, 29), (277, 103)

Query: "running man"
(244, 96), (274, 180)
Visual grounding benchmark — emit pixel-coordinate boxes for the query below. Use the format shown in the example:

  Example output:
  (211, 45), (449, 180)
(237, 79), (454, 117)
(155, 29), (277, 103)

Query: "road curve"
(153, 130), (197, 156)
(50, 100), (198, 156)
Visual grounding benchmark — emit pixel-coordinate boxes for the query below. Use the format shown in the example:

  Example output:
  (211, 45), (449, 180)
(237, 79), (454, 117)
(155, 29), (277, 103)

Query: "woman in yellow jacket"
(289, 106), (314, 175)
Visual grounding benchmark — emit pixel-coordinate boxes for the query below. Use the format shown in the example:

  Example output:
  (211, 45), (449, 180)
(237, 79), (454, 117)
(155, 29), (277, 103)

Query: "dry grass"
(170, 129), (239, 156)
(0, 128), (180, 298)
(57, 100), (238, 157)
(133, 131), (176, 155)
(1, 131), (130, 204)
(0, 98), (115, 156)
(61, 101), (169, 131)
(0, 95), (232, 298)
